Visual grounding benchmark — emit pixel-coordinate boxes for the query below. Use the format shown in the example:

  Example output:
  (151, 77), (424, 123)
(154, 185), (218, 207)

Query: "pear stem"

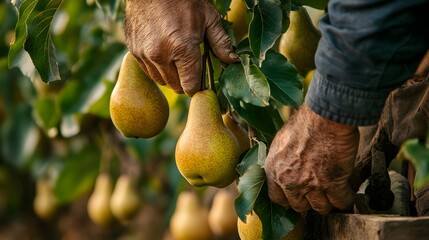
(203, 38), (216, 92)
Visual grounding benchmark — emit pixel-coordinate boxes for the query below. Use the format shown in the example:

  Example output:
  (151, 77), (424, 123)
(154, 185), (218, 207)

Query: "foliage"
(1, 0), (329, 238)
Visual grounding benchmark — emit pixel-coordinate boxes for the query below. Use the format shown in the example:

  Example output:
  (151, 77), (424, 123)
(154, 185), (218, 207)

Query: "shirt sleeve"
(305, 0), (429, 126)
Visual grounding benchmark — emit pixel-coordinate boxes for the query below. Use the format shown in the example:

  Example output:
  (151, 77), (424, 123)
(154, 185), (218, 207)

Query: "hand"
(124, 0), (239, 96)
(264, 104), (359, 215)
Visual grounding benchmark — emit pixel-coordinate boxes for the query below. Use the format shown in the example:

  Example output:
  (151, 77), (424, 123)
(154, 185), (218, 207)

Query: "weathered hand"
(124, 0), (238, 96)
(264, 104), (359, 215)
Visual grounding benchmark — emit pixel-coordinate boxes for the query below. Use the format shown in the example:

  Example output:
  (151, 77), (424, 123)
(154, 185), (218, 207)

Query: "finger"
(138, 55), (166, 86)
(175, 46), (202, 96)
(266, 176), (291, 209)
(326, 184), (356, 210)
(204, 5), (239, 64)
(153, 61), (184, 94)
(305, 191), (334, 215)
(286, 192), (312, 213)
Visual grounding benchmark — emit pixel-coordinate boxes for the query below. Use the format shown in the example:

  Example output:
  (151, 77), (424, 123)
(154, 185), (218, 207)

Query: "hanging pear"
(110, 175), (141, 222)
(222, 113), (250, 154)
(279, 7), (321, 73)
(208, 189), (239, 236)
(175, 89), (240, 188)
(169, 191), (213, 240)
(87, 174), (114, 226)
(110, 52), (169, 138)
(33, 178), (58, 220)
(227, 0), (249, 42)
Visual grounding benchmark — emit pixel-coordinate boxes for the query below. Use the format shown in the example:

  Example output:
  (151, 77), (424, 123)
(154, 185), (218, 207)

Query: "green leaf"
(235, 164), (266, 221)
(8, 0), (38, 68)
(87, 79), (115, 119)
(220, 84), (277, 139)
(241, 54), (270, 106)
(54, 145), (100, 204)
(295, 0), (328, 10)
(249, 0), (283, 64)
(255, 182), (299, 240)
(33, 96), (61, 131)
(261, 50), (303, 108)
(237, 141), (267, 176)
(243, 0), (255, 9)
(222, 61), (268, 107)
(24, 0), (63, 83)
(211, 0), (232, 16)
(398, 139), (429, 189)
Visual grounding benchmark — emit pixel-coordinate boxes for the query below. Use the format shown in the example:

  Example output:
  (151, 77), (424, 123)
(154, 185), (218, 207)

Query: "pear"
(208, 189), (238, 236)
(33, 178), (58, 220)
(175, 89), (240, 188)
(222, 113), (250, 154)
(87, 174), (114, 226)
(238, 211), (305, 240)
(227, 0), (249, 42)
(279, 7), (321, 73)
(110, 51), (169, 138)
(110, 175), (141, 222)
(169, 191), (213, 240)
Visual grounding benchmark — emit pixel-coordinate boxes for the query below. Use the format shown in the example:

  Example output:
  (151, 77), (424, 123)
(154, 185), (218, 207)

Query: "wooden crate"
(321, 214), (429, 240)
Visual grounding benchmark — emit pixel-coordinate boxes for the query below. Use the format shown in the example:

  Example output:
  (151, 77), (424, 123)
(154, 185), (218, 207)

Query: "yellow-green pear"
(238, 211), (304, 240)
(87, 174), (114, 226)
(33, 178), (58, 220)
(227, 0), (249, 42)
(110, 52), (169, 138)
(222, 113), (250, 154)
(110, 175), (141, 222)
(169, 191), (213, 240)
(208, 189), (238, 236)
(175, 89), (240, 188)
(279, 7), (321, 73)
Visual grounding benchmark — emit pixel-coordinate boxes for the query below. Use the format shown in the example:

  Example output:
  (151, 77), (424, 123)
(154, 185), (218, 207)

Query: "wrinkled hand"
(264, 104), (359, 215)
(124, 0), (238, 96)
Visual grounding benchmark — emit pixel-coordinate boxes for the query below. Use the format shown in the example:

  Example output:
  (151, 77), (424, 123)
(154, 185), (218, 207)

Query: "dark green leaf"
(220, 84), (277, 139)
(237, 141), (267, 176)
(398, 139), (429, 189)
(295, 0), (328, 10)
(235, 164), (266, 221)
(211, 0), (232, 16)
(249, 0), (283, 64)
(243, 0), (255, 9)
(33, 96), (61, 131)
(222, 61), (268, 107)
(8, 0), (38, 68)
(24, 0), (63, 83)
(261, 50), (303, 108)
(255, 182), (299, 240)
(241, 54), (270, 106)
(54, 145), (100, 204)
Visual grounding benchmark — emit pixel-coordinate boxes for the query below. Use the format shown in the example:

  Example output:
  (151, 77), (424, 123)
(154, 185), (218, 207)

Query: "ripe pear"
(238, 211), (304, 240)
(222, 113), (250, 154)
(33, 178), (58, 220)
(110, 175), (141, 222)
(208, 189), (238, 236)
(227, 0), (249, 42)
(279, 7), (321, 73)
(169, 191), (213, 240)
(110, 52), (169, 138)
(87, 174), (114, 226)
(175, 89), (240, 188)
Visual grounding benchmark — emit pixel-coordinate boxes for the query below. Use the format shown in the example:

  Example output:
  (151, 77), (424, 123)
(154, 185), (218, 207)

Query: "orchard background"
(1, 0), (428, 239)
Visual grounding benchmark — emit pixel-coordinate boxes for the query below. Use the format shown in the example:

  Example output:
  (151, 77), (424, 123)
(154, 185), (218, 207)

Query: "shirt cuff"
(305, 70), (390, 126)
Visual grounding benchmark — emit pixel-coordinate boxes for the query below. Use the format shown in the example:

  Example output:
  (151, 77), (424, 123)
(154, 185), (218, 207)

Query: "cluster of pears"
(169, 187), (239, 240)
(110, 51), (169, 138)
(237, 211), (305, 240)
(279, 6), (321, 73)
(87, 174), (141, 226)
(33, 178), (59, 220)
(175, 89), (250, 188)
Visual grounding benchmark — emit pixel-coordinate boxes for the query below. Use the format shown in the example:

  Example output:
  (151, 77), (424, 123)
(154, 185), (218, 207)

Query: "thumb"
(204, 4), (239, 64)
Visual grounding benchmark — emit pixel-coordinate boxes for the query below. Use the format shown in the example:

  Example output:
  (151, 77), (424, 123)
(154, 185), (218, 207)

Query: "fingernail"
(229, 52), (239, 60)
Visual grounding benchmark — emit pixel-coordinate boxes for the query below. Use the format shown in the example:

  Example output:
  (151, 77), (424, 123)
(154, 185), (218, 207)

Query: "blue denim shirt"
(306, 0), (429, 126)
